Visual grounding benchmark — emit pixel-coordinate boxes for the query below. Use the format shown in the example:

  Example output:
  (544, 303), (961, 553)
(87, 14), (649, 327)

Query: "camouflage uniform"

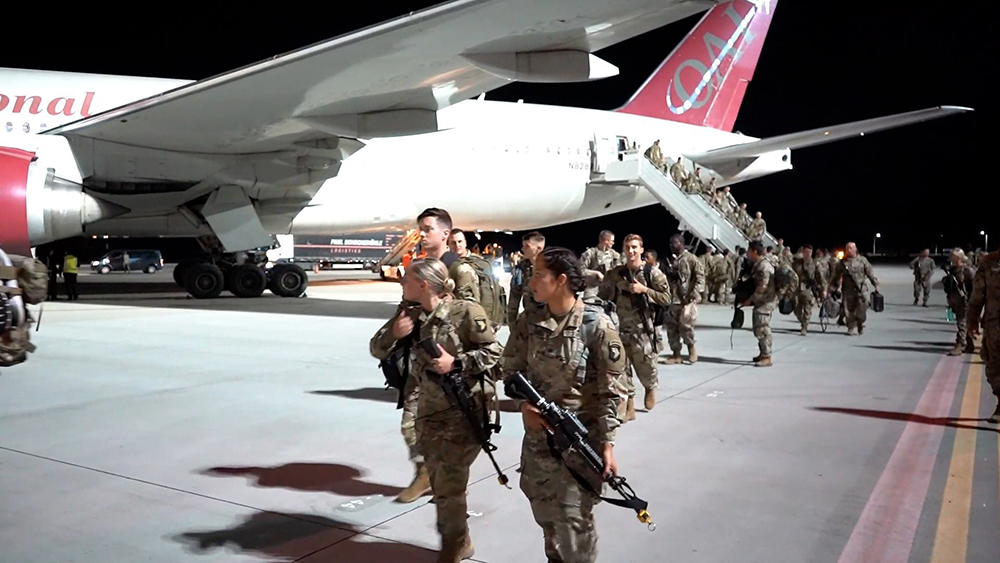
(791, 256), (823, 333)
(580, 246), (622, 300)
(946, 262), (977, 354)
(502, 297), (627, 563)
(910, 256), (936, 306)
(598, 264), (671, 400)
(748, 218), (767, 241)
(449, 258), (481, 303)
(831, 255), (879, 334)
(669, 160), (687, 186)
(664, 250), (705, 360)
(371, 297), (502, 551)
(751, 257), (778, 360)
(967, 253), (1000, 419)
(509, 258), (541, 325)
(708, 253), (728, 304)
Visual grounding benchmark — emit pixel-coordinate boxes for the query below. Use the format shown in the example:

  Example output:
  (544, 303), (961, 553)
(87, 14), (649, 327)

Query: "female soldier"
(370, 258), (502, 563)
(502, 247), (628, 563)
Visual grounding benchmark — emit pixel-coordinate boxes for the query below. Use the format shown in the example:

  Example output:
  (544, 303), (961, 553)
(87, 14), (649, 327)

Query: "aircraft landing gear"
(174, 253), (309, 299)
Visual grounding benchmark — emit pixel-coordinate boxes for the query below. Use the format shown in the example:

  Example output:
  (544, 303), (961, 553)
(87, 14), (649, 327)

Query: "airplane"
(0, 0), (971, 299)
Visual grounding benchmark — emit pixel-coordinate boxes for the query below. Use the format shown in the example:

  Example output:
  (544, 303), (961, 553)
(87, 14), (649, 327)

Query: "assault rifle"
(418, 338), (510, 488)
(504, 372), (655, 530)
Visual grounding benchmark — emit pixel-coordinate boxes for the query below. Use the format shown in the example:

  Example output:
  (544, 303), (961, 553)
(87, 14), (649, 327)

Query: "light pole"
(982, 230), (989, 251)
(873, 233), (881, 255)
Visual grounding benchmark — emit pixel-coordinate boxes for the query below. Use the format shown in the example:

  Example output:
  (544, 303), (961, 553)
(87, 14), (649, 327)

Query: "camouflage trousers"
(519, 430), (599, 563)
(709, 278), (729, 304)
(400, 376), (423, 464)
(983, 322), (1000, 398)
(621, 331), (659, 398)
(843, 291), (868, 330)
(914, 278), (931, 304)
(417, 417), (481, 542)
(794, 290), (816, 329)
(666, 303), (696, 351)
(949, 298), (973, 349)
(753, 308), (773, 357)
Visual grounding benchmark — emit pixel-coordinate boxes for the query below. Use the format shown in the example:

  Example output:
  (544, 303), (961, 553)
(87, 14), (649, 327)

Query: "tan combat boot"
(989, 401), (1000, 425)
(396, 463), (431, 503)
(755, 356), (772, 367)
(625, 397), (637, 421)
(800, 326), (808, 336)
(644, 388), (656, 411)
(948, 344), (964, 356)
(687, 345), (698, 363)
(438, 533), (475, 563)
(664, 351), (683, 365)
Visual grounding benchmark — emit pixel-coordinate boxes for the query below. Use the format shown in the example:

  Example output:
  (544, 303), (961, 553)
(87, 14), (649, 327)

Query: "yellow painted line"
(929, 361), (982, 563)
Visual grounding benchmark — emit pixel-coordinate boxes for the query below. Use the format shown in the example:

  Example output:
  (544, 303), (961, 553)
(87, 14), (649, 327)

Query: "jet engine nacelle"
(0, 135), (127, 255)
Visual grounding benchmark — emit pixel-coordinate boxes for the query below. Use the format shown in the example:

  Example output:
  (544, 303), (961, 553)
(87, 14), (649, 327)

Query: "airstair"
(593, 153), (778, 252)
(372, 228), (421, 278)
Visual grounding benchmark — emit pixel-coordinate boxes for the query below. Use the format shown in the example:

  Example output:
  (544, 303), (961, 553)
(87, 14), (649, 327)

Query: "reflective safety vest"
(63, 255), (78, 274)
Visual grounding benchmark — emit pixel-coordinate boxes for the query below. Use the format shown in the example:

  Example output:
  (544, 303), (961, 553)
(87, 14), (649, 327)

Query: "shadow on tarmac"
(310, 387), (522, 413)
(811, 407), (999, 434)
(858, 345), (954, 355)
(172, 511), (445, 562)
(200, 462), (404, 497)
(76, 294), (400, 320)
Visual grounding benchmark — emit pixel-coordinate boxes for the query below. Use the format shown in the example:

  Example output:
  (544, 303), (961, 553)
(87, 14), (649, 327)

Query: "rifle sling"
(544, 434), (649, 514)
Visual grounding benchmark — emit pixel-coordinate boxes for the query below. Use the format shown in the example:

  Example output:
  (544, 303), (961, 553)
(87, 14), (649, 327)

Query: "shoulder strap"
(0, 265), (19, 280)
(642, 263), (652, 285)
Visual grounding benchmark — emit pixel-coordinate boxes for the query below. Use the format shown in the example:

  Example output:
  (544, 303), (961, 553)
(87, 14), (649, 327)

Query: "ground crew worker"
(945, 248), (976, 356)
(663, 235), (705, 364)
(503, 246), (627, 563)
(122, 250), (131, 273)
(830, 242), (880, 336)
(968, 249), (1000, 423)
(910, 248), (935, 306)
(792, 245), (824, 335)
(508, 231), (545, 324)
(580, 230), (622, 300)
(381, 208), (465, 504)
(743, 241), (777, 366)
(370, 258), (501, 562)
(62, 251), (79, 301)
(748, 212), (766, 242)
(598, 234), (670, 418)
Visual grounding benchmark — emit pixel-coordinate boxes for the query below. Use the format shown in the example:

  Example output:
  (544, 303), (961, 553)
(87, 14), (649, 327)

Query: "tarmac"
(1, 264), (996, 563)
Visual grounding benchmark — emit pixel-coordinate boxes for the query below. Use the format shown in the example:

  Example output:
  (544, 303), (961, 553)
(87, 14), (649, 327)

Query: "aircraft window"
(4, 122), (11, 133)
(22, 123), (29, 133)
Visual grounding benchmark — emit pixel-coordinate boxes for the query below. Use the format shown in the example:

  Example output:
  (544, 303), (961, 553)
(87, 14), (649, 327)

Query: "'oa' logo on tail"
(665, 0), (768, 115)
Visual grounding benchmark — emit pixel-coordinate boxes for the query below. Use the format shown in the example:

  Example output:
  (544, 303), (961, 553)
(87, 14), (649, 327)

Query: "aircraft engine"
(0, 139), (128, 255)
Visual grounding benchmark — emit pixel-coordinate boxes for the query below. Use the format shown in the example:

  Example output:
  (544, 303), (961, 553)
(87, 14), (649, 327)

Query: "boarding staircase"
(592, 153), (778, 252)
(372, 229), (422, 276)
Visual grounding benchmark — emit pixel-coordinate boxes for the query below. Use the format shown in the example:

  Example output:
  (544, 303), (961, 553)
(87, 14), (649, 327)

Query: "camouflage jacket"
(792, 256), (824, 293)
(508, 258), (539, 324)
(502, 297), (627, 444)
(968, 252), (1000, 325)
(580, 246), (622, 291)
(669, 250), (705, 305)
(449, 258), (480, 303)
(370, 297), (502, 423)
(598, 263), (671, 335)
(748, 218), (767, 239)
(944, 263), (976, 304)
(832, 256), (878, 296)
(751, 257), (778, 312)
(910, 256), (936, 281)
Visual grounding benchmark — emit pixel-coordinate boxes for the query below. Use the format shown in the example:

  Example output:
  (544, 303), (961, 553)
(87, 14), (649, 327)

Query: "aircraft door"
(590, 135), (616, 174)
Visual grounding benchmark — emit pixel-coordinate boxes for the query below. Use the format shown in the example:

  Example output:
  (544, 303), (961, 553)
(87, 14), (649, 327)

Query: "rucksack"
(0, 255), (48, 305)
(773, 263), (799, 297)
(641, 263), (668, 327)
(458, 254), (508, 327)
(1, 249), (43, 369)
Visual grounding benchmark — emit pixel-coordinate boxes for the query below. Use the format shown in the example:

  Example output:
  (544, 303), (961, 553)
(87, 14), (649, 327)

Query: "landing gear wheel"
(228, 264), (267, 298)
(184, 263), (225, 299)
(174, 262), (192, 287)
(268, 264), (308, 297)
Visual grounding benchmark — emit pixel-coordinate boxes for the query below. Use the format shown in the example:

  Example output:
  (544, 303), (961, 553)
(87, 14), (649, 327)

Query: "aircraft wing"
(46, 0), (711, 158)
(686, 105), (973, 168)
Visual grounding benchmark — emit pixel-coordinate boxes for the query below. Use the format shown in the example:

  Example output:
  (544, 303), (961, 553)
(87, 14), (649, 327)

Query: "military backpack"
(458, 254), (508, 327)
(773, 263), (799, 297)
(1, 250), (47, 369)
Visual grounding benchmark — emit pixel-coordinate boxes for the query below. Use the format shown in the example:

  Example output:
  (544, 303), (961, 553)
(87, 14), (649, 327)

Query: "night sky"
(2, 2), (992, 259)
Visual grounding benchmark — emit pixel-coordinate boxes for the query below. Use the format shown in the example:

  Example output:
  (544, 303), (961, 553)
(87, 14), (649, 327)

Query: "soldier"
(370, 258), (502, 562)
(381, 207), (465, 504)
(508, 231), (546, 325)
(909, 248), (935, 306)
(748, 212), (767, 242)
(686, 166), (703, 194)
(737, 203), (751, 232)
(968, 249), (1000, 423)
(723, 248), (740, 304)
(780, 246), (794, 268)
(830, 242), (880, 336)
(774, 238), (785, 258)
(669, 157), (687, 186)
(792, 245), (824, 335)
(662, 234), (705, 364)
(718, 186), (738, 222)
(503, 247), (627, 563)
(644, 139), (664, 170)
(701, 177), (717, 202)
(742, 241), (777, 366)
(708, 249), (729, 304)
(699, 246), (715, 302)
(645, 249), (658, 267)
(598, 234), (670, 417)
(447, 228), (483, 303)
(580, 230), (622, 300)
(944, 248), (977, 356)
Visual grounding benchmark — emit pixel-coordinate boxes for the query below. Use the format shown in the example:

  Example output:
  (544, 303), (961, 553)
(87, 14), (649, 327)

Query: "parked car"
(91, 250), (163, 274)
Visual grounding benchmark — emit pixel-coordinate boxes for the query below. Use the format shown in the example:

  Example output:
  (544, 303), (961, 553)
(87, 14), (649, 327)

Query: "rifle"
(622, 267), (661, 352)
(504, 372), (655, 531)
(418, 338), (510, 488)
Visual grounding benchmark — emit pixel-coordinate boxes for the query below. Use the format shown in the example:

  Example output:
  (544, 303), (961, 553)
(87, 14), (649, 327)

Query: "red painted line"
(837, 355), (963, 563)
